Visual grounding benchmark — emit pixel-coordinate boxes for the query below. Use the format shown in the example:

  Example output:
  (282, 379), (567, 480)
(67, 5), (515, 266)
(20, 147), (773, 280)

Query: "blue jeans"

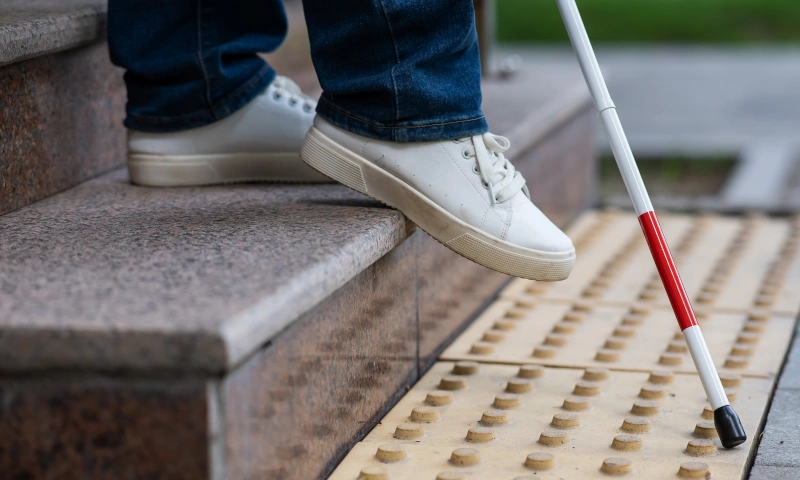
(108, 0), (488, 142)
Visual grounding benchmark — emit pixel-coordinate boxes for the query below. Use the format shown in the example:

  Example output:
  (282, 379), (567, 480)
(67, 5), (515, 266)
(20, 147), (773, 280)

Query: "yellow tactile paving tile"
(501, 212), (800, 316)
(710, 217), (800, 315)
(329, 362), (771, 480)
(440, 300), (794, 378)
(501, 211), (692, 305)
(329, 211), (798, 480)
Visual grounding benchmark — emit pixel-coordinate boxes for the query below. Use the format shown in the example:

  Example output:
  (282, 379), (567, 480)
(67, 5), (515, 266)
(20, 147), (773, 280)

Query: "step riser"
(220, 239), (418, 480)
(0, 40), (125, 215)
(0, 376), (210, 479)
(417, 232), (510, 372)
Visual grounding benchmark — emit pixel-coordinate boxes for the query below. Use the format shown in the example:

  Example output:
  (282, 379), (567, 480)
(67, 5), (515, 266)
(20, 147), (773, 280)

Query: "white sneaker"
(127, 76), (330, 186)
(301, 117), (576, 280)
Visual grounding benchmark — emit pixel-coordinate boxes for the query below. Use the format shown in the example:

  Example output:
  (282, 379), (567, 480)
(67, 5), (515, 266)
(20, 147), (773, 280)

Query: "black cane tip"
(714, 405), (747, 449)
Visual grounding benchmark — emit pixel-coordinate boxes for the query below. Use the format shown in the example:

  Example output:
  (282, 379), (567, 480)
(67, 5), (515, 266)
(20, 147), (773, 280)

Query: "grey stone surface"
(0, 170), (412, 373)
(749, 466), (800, 480)
(0, 375), (209, 479)
(500, 46), (800, 154)
(722, 144), (800, 210)
(501, 46), (800, 212)
(0, 0), (105, 66)
(221, 238), (418, 480)
(0, 40), (126, 216)
(754, 388), (800, 468)
(784, 155), (800, 210)
(776, 323), (800, 391)
(753, 320), (800, 474)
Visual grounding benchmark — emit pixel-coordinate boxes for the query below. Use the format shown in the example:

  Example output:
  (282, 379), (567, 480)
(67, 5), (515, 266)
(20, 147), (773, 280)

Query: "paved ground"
(750, 320), (800, 479)
(496, 46), (800, 479)
(497, 46), (800, 211)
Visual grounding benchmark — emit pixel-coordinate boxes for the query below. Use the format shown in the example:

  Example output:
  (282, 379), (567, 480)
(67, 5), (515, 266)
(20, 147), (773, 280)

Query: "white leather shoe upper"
(129, 76), (316, 155)
(313, 117), (574, 254)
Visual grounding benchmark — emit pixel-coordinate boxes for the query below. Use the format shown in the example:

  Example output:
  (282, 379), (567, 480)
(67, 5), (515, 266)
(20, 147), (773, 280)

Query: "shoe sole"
(128, 152), (331, 187)
(300, 127), (576, 281)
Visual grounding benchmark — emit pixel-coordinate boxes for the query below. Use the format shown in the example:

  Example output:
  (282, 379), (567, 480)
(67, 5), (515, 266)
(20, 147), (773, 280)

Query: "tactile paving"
(440, 299), (795, 378)
(501, 211), (800, 316)
(329, 362), (771, 480)
(330, 211), (799, 480)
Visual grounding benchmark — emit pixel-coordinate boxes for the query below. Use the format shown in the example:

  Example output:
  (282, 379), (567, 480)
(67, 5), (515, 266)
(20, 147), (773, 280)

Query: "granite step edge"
(218, 213), (415, 371)
(0, 216), (413, 375)
(0, 169), (413, 374)
(0, 1), (106, 67)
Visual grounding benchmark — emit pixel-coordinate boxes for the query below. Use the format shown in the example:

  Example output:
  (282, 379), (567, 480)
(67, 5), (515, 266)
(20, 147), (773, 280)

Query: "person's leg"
(108, 0), (283, 132)
(107, 0), (328, 185)
(300, 0), (575, 281)
(302, 0), (487, 142)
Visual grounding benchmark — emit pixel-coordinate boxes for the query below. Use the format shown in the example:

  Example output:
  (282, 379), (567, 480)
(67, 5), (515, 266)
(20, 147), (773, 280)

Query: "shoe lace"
(461, 133), (528, 203)
(271, 75), (316, 110)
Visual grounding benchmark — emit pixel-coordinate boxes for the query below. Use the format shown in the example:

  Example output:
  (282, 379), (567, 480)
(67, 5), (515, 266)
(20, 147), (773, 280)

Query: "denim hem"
(124, 65), (276, 133)
(316, 97), (489, 143)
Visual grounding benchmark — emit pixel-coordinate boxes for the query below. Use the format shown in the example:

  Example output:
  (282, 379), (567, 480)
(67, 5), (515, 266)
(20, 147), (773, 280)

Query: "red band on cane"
(638, 211), (698, 331)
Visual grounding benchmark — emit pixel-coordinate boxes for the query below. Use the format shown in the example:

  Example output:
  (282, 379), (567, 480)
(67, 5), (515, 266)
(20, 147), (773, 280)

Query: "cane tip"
(714, 405), (747, 449)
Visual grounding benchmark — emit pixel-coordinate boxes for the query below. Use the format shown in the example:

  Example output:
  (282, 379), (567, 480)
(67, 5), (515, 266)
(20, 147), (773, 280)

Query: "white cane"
(555, 0), (746, 448)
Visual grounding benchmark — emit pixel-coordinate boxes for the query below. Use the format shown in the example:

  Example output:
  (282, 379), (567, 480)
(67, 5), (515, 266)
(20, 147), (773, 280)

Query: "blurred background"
(494, 0), (800, 213)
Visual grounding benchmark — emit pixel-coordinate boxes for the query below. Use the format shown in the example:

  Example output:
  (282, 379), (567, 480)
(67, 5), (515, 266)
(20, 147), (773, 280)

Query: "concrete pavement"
(497, 46), (800, 212)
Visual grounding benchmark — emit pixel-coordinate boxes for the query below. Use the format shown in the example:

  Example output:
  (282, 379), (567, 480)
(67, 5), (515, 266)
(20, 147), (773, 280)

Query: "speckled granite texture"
(221, 240), (418, 480)
(0, 40), (126, 215)
(0, 376), (209, 479)
(0, 0), (105, 66)
(416, 231), (510, 373)
(0, 169), (412, 373)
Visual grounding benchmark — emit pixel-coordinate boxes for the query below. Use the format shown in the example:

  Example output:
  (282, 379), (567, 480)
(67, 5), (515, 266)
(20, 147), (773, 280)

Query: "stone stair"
(0, 2), (596, 479)
(0, 0), (125, 216)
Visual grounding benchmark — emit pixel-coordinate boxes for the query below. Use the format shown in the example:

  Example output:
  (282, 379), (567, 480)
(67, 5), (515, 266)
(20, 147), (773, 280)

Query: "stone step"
(0, 32), (596, 480)
(0, 0), (106, 67)
(0, 0), (125, 216)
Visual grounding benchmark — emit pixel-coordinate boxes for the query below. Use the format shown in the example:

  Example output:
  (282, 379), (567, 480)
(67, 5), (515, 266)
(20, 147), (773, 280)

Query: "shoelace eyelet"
(481, 180), (489, 189)
(472, 165), (479, 175)
(273, 91), (283, 100)
(303, 104), (314, 112)
(462, 149), (472, 159)
(289, 98), (298, 106)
